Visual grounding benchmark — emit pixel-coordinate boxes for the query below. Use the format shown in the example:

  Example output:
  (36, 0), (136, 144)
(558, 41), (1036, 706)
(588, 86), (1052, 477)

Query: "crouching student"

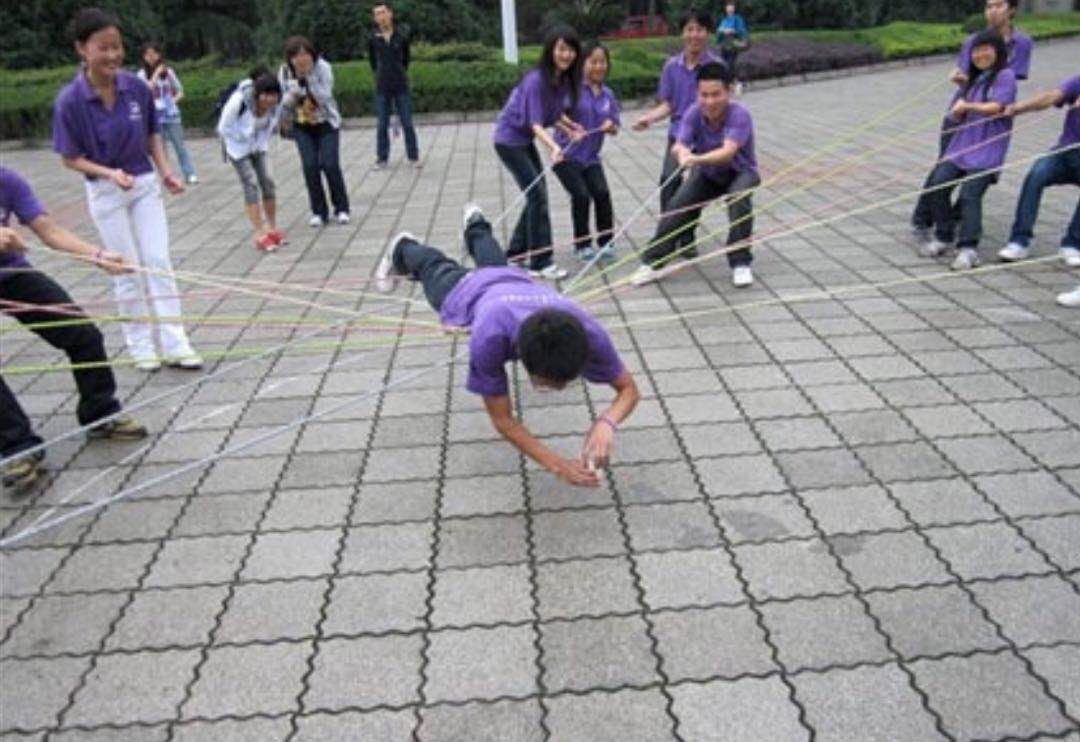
(375, 204), (640, 486)
(217, 69), (285, 252)
(553, 41), (620, 263)
(913, 30), (1016, 271)
(631, 62), (759, 289)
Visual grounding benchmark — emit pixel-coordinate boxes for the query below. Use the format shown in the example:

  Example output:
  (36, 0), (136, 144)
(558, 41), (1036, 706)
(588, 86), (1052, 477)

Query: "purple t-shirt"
(1055, 75), (1080, 150)
(0, 168), (46, 272)
(945, 69), (1017, 172)
(657, 49), (723, 139)
(554, 83), (621, 167)
(676, 102), (757, 181)
(438, 267), (624, 397)
(957, 30), (1033, 80)
(52, 70), (160, 178)
(493, 69), (573, 147)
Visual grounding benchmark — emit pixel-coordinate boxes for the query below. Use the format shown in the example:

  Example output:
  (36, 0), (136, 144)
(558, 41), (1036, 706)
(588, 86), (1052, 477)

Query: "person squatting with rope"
(374, 204), (641, 488)
(1, 168), (149, 492)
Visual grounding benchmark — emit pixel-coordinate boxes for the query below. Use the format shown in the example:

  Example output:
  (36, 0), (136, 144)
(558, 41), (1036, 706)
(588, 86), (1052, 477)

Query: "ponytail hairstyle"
(537, 25), (582, 114)
(518, 309), (589, 385)
(139, 40), (165, 79)
(963, 29), (1008, 102)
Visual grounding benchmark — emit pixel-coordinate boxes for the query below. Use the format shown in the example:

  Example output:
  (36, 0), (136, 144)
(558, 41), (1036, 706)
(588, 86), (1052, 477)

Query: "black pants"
(553, 161), (614, 252)
(644, 168), (760, 267)
(659, 137), (694, 251)
(0, 270), (120, 458)
(912, 116), (960, 229)
(495, 142), (553, 270)
(924, 160), (996, 248)
(293, 123), (349, 220)
(392, 218), (508, 311)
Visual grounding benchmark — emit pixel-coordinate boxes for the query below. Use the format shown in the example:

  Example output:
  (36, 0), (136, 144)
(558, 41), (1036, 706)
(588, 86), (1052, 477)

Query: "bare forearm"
(62, 156), (116, 180)
(643, 101), (672, 125)
(33, 217), (99, 260)
(149, 133), (172, 175)
(598, 374), (640, 426)
(694, 145), (737, 167)
(532, 124), (559, 153)
(495, 417), (561, 472)
(1014, 89), (1064, 115)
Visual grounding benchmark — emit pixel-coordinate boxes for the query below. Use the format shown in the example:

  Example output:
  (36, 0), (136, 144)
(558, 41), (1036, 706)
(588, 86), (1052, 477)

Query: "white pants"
(85, 173), (194, 360)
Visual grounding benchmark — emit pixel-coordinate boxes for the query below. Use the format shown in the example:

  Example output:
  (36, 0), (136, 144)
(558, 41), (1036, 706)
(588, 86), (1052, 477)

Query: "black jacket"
(368, 28), (410, 94)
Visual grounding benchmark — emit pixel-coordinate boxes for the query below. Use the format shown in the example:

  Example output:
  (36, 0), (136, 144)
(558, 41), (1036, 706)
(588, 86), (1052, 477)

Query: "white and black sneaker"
(462, 203), (486, 234)
(375, 232), (419, 292)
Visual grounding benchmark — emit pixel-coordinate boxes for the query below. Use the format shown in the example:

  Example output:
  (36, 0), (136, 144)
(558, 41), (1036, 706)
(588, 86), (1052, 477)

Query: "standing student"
(997, 76), (1080, 268)
(912, 0), (1032, 238)
(493, 25), (583, 280)
(632, 9), (722, 256)
(553, 41), (620, 262)
(630, 62), (759, 289)
(717, 2), (749, 93)
(52, 7), (202, 371)
(369, 2), (420, 168)
(915, 31), (1016, 272)
(1, 168), (147, 491)
(218, 69), (285, 252)
(374, 204), (640, 487)
(280, 36), (351, 227)
(137, 42), (197, 184)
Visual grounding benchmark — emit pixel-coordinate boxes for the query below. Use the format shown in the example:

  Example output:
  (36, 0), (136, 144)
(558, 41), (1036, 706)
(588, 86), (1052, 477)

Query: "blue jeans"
(161, 120), (195, 179)
(925, 161), (996, 249)
(1008, 148), (1080, 249)
(375, 90), (419, 162)
(293, 123), (349, 219)
(494, 142), (553, 270)
(393, 218), (507, 311)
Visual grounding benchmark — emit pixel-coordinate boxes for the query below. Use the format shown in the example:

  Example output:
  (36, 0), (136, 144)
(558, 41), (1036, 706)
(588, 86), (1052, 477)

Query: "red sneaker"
(255, 233), (278, 252)
(269, 229), (287, 245)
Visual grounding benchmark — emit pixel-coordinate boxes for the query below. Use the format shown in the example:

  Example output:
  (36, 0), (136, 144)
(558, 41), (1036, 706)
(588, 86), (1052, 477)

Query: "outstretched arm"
(26, 215), (131, 275)
(581, 370), (640, 470)
(1008, 87), (1066, 117)
(633, 100), (672, 131)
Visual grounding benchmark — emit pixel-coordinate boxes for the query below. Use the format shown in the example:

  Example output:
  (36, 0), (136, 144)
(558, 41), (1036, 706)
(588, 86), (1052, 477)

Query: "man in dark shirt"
(368, 2), (420, 168)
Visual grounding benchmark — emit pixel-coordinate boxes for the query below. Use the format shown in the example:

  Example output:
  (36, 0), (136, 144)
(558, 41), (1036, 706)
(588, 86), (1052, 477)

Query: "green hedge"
(3, 15), (1078, 141)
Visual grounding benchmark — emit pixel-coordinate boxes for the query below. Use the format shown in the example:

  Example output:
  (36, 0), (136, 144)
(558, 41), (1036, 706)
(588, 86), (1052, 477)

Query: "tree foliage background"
(2, 0), (990, 69)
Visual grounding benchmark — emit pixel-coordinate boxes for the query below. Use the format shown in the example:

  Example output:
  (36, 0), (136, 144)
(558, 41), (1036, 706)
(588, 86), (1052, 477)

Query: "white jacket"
(216, 80), (281, 160)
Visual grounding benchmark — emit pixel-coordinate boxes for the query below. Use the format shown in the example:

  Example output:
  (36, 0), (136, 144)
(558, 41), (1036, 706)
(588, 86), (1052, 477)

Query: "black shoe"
(2, 450), (45, 493)
(86, 416), (148, 441)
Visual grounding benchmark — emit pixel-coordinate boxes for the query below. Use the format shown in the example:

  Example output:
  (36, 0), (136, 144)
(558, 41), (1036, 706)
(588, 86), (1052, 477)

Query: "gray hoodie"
(279, 57), (342, 129)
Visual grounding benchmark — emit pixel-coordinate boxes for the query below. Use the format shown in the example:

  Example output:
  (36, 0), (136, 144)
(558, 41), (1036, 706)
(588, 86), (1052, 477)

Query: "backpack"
(210, 80), (246, 125)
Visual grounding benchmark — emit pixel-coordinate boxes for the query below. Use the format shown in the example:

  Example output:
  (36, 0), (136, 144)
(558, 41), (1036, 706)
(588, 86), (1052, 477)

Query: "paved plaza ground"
(1, 39), (1079, 741)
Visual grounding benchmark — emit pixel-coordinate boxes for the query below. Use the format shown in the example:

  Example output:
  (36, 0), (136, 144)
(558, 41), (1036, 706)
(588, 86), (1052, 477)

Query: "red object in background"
(601, 15), (669, 40)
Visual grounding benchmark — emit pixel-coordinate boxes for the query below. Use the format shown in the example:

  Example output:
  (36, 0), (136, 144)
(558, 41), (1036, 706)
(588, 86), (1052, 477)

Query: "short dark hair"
(253, 71), (282, 97)
(679, 8), (714, 31)
(697, 61), (732, 85)
(283, 35), (319, 64)
(373, 1), (393, 9)
(582, 40), (611, 72)
(69, 7), (120, 44)
(518, 310), (589, 384)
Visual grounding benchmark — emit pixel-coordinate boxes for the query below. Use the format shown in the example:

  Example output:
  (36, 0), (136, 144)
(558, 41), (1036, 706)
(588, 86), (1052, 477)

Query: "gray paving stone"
(261, 487), (352, 530)
(1018, 514), (1080, 571)
(887, 478), (999, 526)
(432, 563), (532, 627)
(636, 547), (744, 609)
(1015, 429), (1080, 469)
(836, 530), (951, 590)
(183, 642), (309, 718)
(242, 528), (339, 580)
(364, 445), (441, 483)
(323, 571), (429, 634)
(295, 710), (415, 742)
(216, 578), (326, 643)
(0, 548), (68, 597)
(925, 522), (1050, 580)
(1024, 645), (1080, 721)
(624, 501), (719, 551)
(803, 383), (885, 413)
(615, 461), (700, 505)
(671, 677), (809, 742)
(65, 649), (199, 726)
(0, 656), (90, 731)
(526, 468), (616, 511)
(733, 539), (849, 601)
(425, 625), (537, 702)
(172, 492), (270, 536)
(144, 534), (249, 588)
(867, 584), (1005, 659)
(85, 498), (186, 543)
(936, 435), (1039, 475)
(172, 718), (292, 742)
(855, 441), (956, 482)
(664, 392), (741, 424)
(2, 592), (126, 658)
(792, 664), (946, 742)
(974, 399), (1070, 432)
(353, 480), (438, 523)
(540, 615), (656, 692)
(445, 440), (522, 478)
(680, 422), (762, 458)
(653, 604), (774, 681)
(47, 542), (158, 593)
(697, 454), (788, 498)
(872, 378), (954, 408)
(826, 409), (918, 446)
(340, 521), (433, 572)
(200, 456), (285, 493)
(536, 556), (638, 619)
(440, 474), (524, 517)
(532, 508), (624, 561)
(418, 700), (543, 742)
(775, 449), (871, 490)
(546, 688), (675, 742)
(52, 726), (170, 741)
(715, 493), (816, 543)
(760, 595), (890, 671)
(783, 360), (857, 387)
(734, 389), (815, 419)
(800, 484), (907, 534)
(910, 652), (1073, 741)
(106, 585), (227, 651)
(754, 416), (841, 452)
(971, 575), (1080, 645)
(975, 471), (1080, 518)
(305, 634), (422, 710)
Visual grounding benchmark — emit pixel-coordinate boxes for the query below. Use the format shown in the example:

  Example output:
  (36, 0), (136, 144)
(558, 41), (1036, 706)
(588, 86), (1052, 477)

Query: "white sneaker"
(532, 264), (568, 281)
(630, 264), (663, 287)
(133, 357), (161, 372)
(1059, 246), (1080, 267)
(375, 232), (418, 292)
(336, 212), (351, 225)
(186, 174), (198, 185)
(998, 243), (1030, 262)
(950, 249), (980, 271)
(919, 239), (951, 258)
(373, 160), (387, 171)
(732, 265), (754, 288)
(1057, 286), (1080, 308)
(164, 353), (204, 370)
(308, 214), (325, 228)
(462, 203), (485, 234)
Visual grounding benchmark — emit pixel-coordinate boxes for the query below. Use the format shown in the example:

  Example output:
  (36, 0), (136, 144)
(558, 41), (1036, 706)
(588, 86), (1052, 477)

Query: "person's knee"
(241, 181), (260, 205)
(260, 178), (276, 202)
